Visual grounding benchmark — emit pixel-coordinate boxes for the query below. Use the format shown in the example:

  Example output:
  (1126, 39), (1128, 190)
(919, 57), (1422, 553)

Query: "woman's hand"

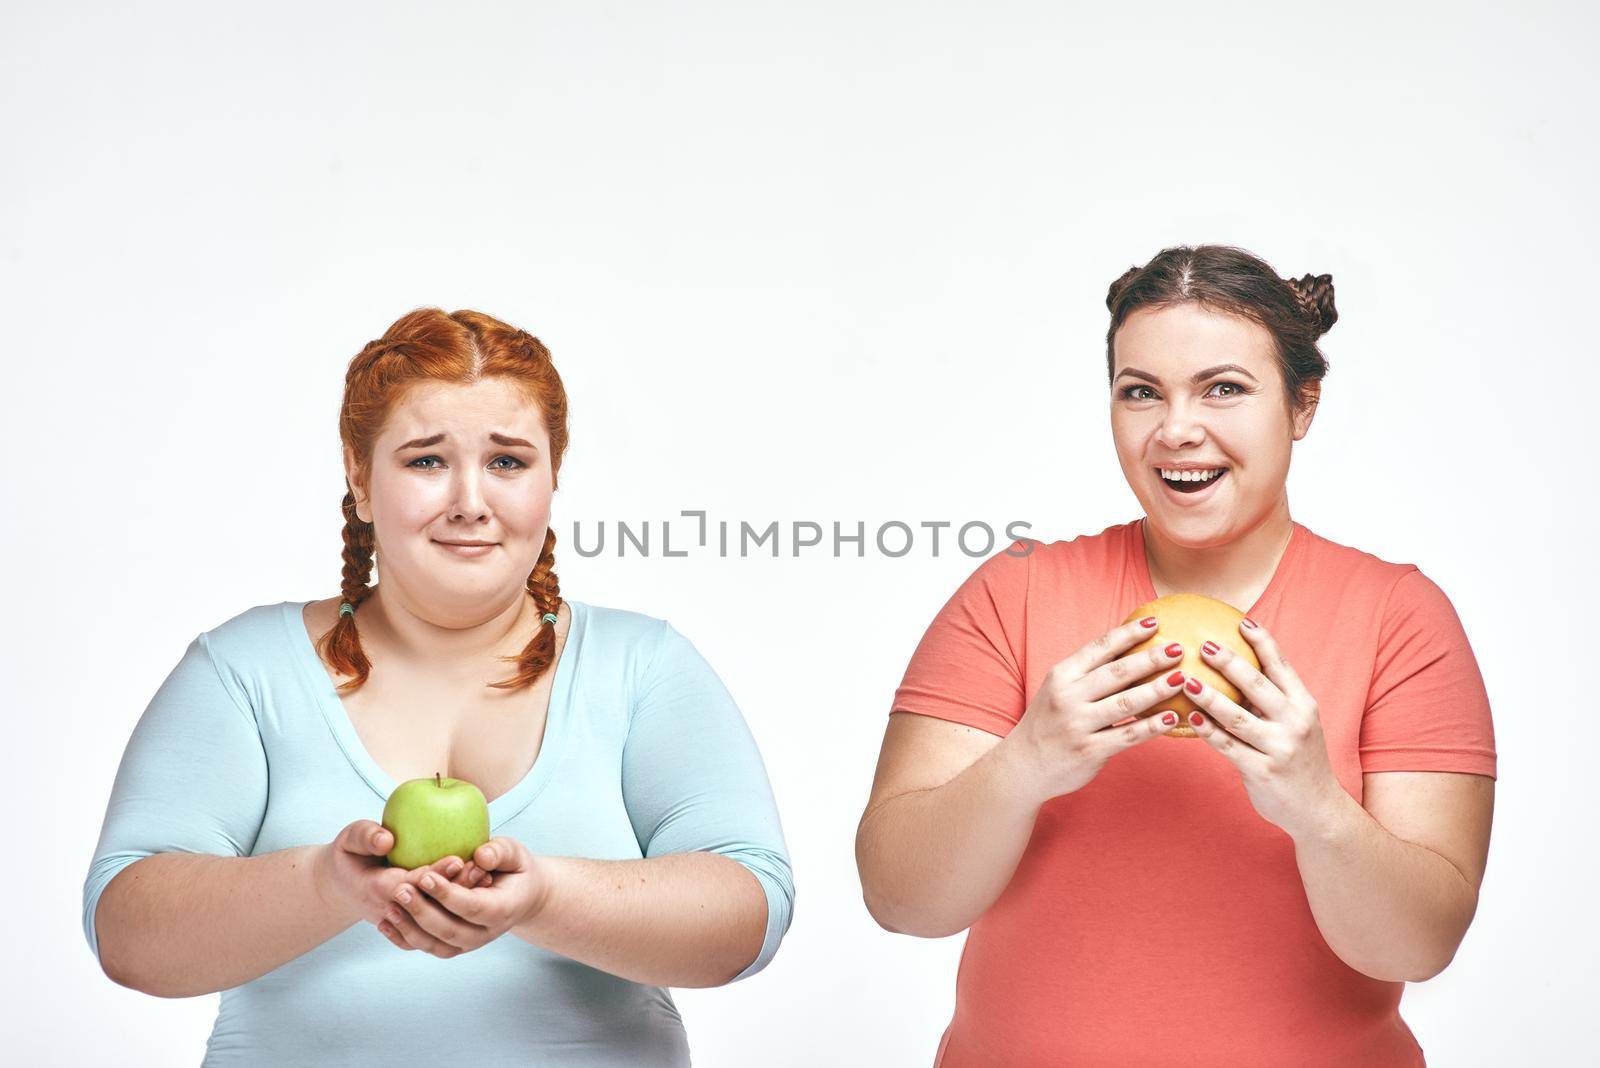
(312, 820), (492, 932)
(1005, 615), (1192, 802)
(377, 836), (549, 959)
(1184, 618), (1346, 839)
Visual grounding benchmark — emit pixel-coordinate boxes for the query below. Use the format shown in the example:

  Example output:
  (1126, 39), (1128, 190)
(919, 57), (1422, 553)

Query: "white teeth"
(1159, 468), (1225, 482)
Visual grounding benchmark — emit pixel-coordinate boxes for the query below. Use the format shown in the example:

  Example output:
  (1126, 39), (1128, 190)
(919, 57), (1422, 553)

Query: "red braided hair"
(314, 308), (569, 696)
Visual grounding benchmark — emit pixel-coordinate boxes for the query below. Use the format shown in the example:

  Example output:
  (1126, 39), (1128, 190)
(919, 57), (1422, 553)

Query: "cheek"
(506, 479), (554, 529)
(371, 472), (439, 524)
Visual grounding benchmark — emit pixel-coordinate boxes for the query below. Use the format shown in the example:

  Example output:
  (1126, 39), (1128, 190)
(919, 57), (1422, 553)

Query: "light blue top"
(82, 599), (794, 1067)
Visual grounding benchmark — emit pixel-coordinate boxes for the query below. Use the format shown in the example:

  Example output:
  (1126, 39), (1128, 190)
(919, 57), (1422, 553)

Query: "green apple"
(381, 772), (490, 869)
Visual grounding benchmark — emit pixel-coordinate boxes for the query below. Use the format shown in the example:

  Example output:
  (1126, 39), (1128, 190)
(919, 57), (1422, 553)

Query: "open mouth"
(1159, 468), (1229, 494)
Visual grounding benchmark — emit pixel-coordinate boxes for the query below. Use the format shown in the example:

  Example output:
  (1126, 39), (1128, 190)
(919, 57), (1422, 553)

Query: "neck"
(1141, 496), (1294, 607)
(360, 585), (537, 676)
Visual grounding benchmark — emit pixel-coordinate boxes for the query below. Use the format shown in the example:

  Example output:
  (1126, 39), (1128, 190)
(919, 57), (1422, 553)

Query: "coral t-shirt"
(890, 518), (1496, 1068)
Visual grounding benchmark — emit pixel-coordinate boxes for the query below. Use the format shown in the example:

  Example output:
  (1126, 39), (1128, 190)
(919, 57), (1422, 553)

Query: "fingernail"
(1242, 618), (1258, 629)
(1163, 642), (1182, 658)
(1139, 616), (1158, 628)
(446, 859), (462, 875)
(1185, 677), (1203, 695)
(1161, 711), (1178, 726)
(1166, 670), (1185, 686)
(395, 888), (411, 904)
(385, 908), (401, 924)
(1189, 711), (1204, 727)
(1202, 640), (1220, 656)
(421, 875), (438, 891)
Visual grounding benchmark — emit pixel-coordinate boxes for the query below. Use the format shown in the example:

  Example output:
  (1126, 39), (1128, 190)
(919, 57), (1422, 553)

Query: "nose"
(448, 469), (490, 522)
(1155, 399), (1207, 450)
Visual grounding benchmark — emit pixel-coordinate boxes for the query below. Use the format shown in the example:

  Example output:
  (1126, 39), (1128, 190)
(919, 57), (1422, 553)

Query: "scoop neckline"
(1132, 517), (1304, 618)
(278, 598), (586, 829)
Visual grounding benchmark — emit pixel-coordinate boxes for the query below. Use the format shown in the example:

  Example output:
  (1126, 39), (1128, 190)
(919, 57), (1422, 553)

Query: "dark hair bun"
(1287, 273), (1338, 338)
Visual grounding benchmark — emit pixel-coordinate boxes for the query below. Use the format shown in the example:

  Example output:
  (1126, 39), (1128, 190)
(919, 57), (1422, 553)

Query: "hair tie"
(542, 612), (558, 625)
(339, 602), (355, 618)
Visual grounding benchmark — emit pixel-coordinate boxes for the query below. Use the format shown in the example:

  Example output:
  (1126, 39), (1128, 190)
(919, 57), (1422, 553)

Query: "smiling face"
(344, 377), (555, 620)
(1110, 302), (1317, 547)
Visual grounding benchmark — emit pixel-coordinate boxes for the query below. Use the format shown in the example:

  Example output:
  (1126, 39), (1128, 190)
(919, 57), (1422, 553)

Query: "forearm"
(95, 846), (352, 998)
(512, 851), (768, 988)
(1295, 791), (1479, 982)
(856, 735), (1043, 938)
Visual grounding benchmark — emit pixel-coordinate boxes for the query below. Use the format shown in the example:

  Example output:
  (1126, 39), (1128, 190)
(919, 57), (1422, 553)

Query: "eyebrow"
(1113, 363), (1260, 386)
(395, 432), (536, 453)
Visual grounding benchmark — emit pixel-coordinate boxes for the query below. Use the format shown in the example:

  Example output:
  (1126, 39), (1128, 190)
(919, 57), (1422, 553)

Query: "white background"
(4, 2), (1593, 1064)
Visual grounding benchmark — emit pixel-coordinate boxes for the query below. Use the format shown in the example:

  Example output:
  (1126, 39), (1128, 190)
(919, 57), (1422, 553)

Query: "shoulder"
(1289, 523), (1437, 603)
(570, 600), (676, 647)
(153, 600), (301, 725)
(911, 521), (1138, 626)
(570, 603), (731, 716)
(568, 600), (703, 678)
(1020, 519), (1144, 571)
(1286, 526), (1478, 650)
(193, 600), (302, 668)
(960, 519), (1136, 601)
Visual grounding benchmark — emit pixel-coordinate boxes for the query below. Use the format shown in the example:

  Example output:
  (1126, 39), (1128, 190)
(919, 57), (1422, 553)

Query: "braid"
(489, 528), (564, 691)
(314, 489), (377, 694)
(1286, 273), (1338, 338)
(321, 306), (571, 696)
(344, 338), (414, 384)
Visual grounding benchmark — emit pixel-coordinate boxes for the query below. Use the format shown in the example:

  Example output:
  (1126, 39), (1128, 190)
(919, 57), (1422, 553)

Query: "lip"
(434, 540), (498, 557)
(1156, 466), (1229, 506)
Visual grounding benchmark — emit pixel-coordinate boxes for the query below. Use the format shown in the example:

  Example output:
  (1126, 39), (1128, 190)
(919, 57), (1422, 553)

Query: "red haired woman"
(84, 309), (793, 1066)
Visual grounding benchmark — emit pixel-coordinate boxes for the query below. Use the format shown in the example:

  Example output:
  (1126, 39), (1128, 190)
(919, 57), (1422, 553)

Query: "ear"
(1291, 382), (1320, 441)
(343, 445), (371, 525)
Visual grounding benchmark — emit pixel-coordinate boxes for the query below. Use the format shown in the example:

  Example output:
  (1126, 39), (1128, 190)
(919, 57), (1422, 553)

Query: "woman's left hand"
(1185, 618), (1347, 840)
(378, 837), (551, 958)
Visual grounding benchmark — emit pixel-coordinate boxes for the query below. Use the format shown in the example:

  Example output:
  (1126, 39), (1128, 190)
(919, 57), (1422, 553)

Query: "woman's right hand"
(313, 820), (492, 928)
(1005, 616), (1189, 801)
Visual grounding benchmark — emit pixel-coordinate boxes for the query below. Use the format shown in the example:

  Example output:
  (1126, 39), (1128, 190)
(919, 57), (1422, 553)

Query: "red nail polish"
(1189, 711), (1204, 727)
(1242, 618), (1258, 629)
(1202, 640), (1219, 656)
(1166, 670), (1185, 686)
(1185, 677), (1202, 695)
(1161, 711), (1178, 726)
(1164, 642), (1182, 658)
(1140, 616), (1158, 628)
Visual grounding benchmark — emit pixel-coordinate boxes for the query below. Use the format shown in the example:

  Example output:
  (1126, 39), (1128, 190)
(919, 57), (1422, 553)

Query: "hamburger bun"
(1120, 593), (1260, 737)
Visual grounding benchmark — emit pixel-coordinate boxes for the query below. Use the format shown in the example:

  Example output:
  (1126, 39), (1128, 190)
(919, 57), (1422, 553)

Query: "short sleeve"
(1358, 569), (1497, 778)
(619, 621), (794, 983)
(81, 634), (270, 965)
(889, 542), (1031, 736)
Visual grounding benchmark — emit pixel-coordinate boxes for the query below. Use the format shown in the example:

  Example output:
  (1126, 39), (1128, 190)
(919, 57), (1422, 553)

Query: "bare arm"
(95, 846), (344, 998)
(1182, 619), (1496, 983)
(857, 619), (1192, 937)
(511, 852), (769, 988)
(97, 822), (477, 998)
(1295, 771), (1494, 982)
(855, 714), (1043, 937)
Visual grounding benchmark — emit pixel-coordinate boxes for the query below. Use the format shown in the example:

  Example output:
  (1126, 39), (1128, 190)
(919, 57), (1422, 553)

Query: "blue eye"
(408, 456), (526, 470)
(1119, 381), (1250, 401)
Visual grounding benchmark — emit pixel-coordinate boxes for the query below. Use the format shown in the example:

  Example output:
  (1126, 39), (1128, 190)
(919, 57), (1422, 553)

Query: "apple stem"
(435, 771), (441, 788)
